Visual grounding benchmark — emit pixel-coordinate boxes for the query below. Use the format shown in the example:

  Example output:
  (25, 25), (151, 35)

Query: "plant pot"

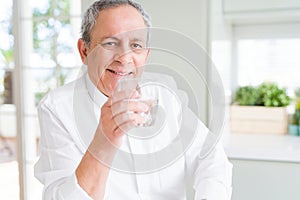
(230, 105), (288, 134)
(288, 124), (299, 136)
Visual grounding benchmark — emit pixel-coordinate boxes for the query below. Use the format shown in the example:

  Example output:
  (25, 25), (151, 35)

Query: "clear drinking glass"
(117, 77), (158, 126)
(116, 77), (163, 139)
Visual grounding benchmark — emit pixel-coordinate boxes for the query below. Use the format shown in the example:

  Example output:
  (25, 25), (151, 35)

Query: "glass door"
(1, 0), (83, 199)
(0, 0), (19, 199)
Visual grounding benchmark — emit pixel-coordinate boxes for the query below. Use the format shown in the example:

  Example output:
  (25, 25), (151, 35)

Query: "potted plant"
(233, 86), (260, 106)
(288, 89), (300, 136)
(256, 82), (291, 107)
(230, 82), (291, 134)
(288, 109), (300, 136)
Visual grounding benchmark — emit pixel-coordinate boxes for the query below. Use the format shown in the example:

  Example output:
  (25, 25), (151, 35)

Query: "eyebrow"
(101, 36), (120, 41)
(101, 36), (146, 42)
(131, 38), (146, 43)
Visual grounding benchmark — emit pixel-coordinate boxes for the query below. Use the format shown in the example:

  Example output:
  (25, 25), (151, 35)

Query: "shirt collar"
(85, 73), (107, 108)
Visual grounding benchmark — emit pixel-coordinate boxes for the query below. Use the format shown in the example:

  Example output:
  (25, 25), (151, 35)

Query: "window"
(0, 1), (18, 199)
(0, 0), (83, 199)
(234, 23), (300, 96)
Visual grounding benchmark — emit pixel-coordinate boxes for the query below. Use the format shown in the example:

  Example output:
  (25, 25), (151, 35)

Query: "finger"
(111, 89), (140, 103)
(100, 102), (119, 133)
(111, 100), (149, 116)
(102, 98), (113, 110)
(113, 112), (148, 127)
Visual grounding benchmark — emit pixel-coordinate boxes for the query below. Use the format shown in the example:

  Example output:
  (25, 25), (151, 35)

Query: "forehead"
(91, 5), (147, 41)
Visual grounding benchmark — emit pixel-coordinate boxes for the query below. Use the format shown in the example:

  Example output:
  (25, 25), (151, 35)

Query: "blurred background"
(0, 0), (300, 199)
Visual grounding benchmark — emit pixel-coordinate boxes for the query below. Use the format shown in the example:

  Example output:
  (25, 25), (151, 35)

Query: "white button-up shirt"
(34, 72), (232, 200)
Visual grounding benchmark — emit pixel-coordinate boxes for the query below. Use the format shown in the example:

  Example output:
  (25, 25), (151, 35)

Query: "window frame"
(12, 0), (86, 199)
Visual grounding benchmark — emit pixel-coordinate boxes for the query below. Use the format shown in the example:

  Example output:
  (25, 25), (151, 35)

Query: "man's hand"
(87, 89), (150, 164)
(100, 89), (150, 145)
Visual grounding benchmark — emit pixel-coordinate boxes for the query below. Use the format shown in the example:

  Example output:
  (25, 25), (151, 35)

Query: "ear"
(77, 39), (88, 65)
(144, 48), (151, 62)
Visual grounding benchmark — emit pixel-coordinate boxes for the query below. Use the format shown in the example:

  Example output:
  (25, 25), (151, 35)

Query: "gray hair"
(81, 0), (152, 48)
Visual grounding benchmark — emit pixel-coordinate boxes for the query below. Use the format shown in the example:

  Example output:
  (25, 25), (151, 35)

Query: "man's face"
(82, 5), (150, 97)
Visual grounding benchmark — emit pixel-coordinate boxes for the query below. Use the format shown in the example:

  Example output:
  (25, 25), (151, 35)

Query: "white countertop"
(224, 133), (300, 163)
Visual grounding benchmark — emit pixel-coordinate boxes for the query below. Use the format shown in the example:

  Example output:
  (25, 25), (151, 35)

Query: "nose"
(115, 52), (134, 64)
(114, 44), (134, 64)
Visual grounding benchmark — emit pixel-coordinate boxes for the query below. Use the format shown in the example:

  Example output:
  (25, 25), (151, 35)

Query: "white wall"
(224, 0), (300, 13)
(210, 0), (233, 92)
(223, 0), (300, 24)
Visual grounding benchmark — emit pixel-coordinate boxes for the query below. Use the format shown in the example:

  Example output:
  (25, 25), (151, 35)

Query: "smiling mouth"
(106, 69), (134, 76)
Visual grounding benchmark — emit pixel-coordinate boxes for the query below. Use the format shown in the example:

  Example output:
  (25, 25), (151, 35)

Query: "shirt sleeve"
(34, 95), (92, 200)
(184, 110), (232, 200)
(45, 173), (93, 200)
(193, 142), (232, 200)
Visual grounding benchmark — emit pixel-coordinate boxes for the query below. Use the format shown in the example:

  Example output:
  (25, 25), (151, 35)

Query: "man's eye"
(103, 42), (117, 46)
(101, 41), (119, 50)
(132, 43), (143, 49)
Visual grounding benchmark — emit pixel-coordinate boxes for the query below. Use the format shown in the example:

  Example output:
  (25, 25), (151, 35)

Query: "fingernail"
(133, 90), (141, 98)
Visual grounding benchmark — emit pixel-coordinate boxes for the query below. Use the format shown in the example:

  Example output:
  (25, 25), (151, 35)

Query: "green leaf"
(233, 82), (291, 107)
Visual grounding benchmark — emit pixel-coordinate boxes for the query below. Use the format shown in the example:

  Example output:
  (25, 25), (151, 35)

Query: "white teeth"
(108, 69), (132, 76)
(115, 71), (127, 76)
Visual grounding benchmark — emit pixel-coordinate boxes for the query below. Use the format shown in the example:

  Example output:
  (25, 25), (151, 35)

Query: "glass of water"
(116, 77), (159, 127)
